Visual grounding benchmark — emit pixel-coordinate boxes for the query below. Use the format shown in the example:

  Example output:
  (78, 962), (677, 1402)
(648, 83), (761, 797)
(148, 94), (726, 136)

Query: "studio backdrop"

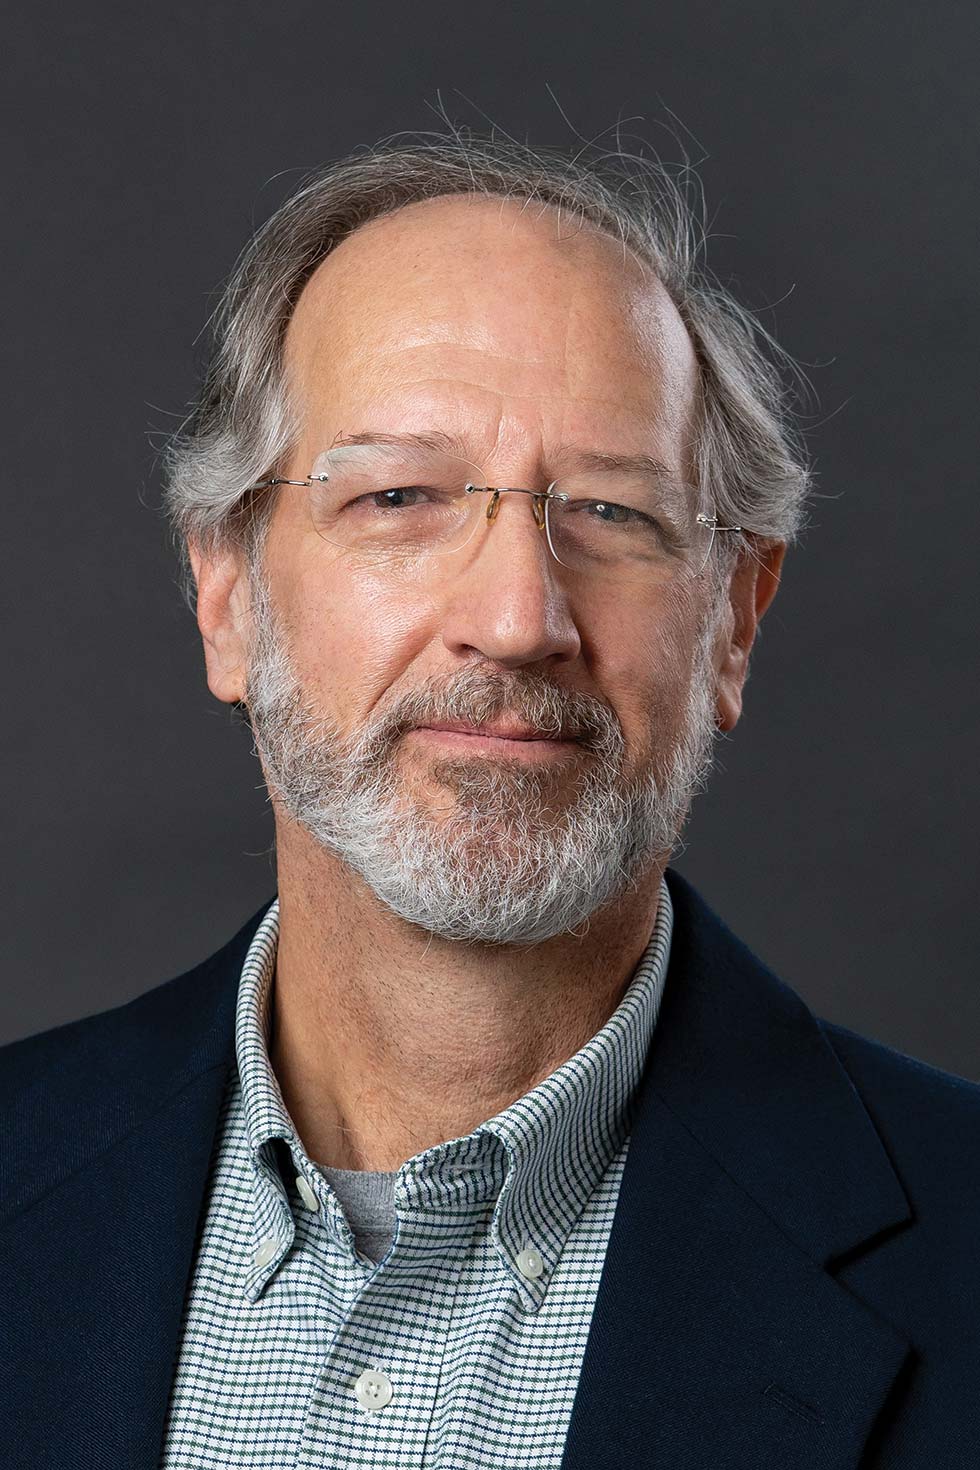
(3, 0), (977, 1075)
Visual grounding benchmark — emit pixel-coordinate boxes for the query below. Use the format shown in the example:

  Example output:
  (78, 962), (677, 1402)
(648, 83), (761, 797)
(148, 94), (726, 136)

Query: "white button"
(253, 1235), (280, 1268)
(516, 1246), (544, 1280)
(295, 1174), (319, 1211)
(354, 1368), (393, 1411)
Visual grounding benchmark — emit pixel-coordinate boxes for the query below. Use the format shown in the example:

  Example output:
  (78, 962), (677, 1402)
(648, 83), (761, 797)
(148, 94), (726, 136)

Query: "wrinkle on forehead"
(342, 370), (667, 427)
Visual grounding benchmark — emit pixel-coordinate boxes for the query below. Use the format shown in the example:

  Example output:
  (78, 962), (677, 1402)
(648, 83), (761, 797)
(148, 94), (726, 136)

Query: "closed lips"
(420, 724), (571, 741)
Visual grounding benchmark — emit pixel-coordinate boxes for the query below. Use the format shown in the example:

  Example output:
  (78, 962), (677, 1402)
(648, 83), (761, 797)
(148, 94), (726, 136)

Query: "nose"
(438, 488), (582, 670)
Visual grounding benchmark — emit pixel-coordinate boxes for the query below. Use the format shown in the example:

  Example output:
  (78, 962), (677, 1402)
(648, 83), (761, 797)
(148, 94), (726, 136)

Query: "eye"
(350, 486), (431, 510)
(589, 500), (633, 523)
(570, 498), (664, 530)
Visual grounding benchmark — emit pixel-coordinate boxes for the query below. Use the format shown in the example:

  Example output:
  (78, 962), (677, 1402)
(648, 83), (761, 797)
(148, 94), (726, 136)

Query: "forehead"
(283, 194), (698, 457)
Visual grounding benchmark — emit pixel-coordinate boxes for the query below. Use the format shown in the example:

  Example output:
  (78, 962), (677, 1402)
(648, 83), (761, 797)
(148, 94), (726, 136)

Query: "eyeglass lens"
(306, 444), (715, 583)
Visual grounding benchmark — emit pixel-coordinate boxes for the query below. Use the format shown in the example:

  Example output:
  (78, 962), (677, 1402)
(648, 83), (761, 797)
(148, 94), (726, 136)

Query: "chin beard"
(243, 573), (721, 945)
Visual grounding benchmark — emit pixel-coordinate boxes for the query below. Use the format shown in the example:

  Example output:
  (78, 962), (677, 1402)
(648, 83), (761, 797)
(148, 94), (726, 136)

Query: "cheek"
(284, 561), (441, 730)
(588, 597), (699, 756)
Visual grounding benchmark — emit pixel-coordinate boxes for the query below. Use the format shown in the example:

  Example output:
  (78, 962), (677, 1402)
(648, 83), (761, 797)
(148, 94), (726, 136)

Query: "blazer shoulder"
(821, 1016), (980, 1113)
(0, 898), (274, 1111)
(3, 964), (195, 1101)
(820, 1016), (980, 1207)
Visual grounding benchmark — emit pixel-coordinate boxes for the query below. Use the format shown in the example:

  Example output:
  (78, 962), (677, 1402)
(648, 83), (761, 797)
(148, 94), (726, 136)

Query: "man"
(3, 133), (978, 1469)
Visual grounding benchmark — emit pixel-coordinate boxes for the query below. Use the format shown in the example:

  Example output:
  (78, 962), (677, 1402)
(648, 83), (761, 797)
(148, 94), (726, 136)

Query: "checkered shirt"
(158, 875), (673, 1467)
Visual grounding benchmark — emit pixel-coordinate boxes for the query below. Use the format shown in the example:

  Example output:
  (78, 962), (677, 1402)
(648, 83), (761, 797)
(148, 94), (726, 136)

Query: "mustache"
(355, 666), (624, 761)
(241, 582), (625, 764)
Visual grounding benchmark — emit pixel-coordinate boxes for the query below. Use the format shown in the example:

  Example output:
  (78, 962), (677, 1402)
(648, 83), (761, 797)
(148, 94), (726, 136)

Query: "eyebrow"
(328, 429), (689, 492)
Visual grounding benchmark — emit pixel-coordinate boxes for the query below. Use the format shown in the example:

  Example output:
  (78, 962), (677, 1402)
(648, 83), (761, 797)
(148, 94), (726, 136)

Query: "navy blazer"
(2, 866), (979, 1467)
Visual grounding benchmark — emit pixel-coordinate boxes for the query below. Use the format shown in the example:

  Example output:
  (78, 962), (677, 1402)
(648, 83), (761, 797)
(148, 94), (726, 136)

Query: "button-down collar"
(235, 877), (673, 1309)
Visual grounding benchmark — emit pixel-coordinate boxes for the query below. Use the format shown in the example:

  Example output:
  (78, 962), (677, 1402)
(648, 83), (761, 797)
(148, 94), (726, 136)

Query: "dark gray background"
(4, 1), (978, 1073)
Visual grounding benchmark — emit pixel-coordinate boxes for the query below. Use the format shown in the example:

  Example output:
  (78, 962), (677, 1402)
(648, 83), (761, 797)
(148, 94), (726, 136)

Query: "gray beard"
(243, 571), (722, 946)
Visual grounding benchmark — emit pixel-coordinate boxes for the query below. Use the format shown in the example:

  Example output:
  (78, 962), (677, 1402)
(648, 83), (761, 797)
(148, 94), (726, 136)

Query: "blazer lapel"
(0, 902), (267, 1470)
(561, 867), (915, 1470)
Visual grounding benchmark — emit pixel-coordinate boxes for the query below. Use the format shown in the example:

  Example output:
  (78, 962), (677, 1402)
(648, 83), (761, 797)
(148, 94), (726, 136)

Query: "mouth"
(408, 722), (581, 761)
(420, 721), (575, 742)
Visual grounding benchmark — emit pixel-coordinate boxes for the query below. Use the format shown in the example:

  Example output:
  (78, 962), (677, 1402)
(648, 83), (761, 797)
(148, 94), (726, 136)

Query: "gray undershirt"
(317, 1163), (399, 1263)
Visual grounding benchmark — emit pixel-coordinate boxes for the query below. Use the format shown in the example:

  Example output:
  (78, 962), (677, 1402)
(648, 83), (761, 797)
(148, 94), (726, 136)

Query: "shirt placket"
(295, 1157), (499, 1470)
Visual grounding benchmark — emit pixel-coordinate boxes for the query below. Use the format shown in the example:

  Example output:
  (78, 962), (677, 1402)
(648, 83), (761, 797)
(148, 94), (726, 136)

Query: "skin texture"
(190, 194), (785, 1172)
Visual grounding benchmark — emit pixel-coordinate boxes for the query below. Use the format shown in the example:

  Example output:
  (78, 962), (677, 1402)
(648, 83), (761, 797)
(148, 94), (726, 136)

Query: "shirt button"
(516, 1246), (544, 1280)
(253, 1235), (280, 1268)
(295, 1174), (319, 1211)
(354, 1369), (394, 1411)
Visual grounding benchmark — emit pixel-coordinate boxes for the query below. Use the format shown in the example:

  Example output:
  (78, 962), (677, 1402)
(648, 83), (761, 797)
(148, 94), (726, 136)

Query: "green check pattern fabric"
(158, 875), (673, 1468)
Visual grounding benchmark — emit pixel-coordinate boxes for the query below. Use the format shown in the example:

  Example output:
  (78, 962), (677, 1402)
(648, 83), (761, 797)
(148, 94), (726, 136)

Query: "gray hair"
(163, 127), (814, 608)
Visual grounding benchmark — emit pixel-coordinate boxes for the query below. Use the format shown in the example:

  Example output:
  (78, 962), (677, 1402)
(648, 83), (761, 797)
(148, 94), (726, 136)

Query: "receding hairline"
(288, 188), (667, 345)
(331, 188), (656, 263)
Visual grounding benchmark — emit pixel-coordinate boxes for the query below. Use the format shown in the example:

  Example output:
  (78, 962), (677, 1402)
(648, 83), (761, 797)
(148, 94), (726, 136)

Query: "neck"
(268, 820), (666, 1172)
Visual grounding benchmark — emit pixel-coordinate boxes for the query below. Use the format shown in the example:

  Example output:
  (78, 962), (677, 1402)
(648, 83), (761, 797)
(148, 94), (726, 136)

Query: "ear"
(714, 538), (786, 733)
(188, 538), (253, 705)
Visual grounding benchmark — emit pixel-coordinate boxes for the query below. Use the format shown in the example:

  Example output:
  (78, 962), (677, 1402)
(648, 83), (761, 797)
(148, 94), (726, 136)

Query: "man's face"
(220, 195), (733, 944)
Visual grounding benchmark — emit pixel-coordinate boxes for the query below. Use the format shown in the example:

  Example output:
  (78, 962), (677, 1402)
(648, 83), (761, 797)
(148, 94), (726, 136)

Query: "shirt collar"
(235, 878), (673, 1310)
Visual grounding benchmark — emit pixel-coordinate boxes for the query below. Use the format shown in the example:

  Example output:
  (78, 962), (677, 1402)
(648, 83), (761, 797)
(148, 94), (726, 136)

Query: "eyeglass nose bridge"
(465, 483), (569, 534)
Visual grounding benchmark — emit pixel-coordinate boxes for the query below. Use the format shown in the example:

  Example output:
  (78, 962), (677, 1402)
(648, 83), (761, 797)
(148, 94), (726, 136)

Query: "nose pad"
(485, 490), (563, 577)
(459, 488), (562, 583)
(484, 489), (548, 532)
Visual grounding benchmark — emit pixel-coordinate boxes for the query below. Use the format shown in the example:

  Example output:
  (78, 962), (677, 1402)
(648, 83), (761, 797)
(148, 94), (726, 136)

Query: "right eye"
(348, 487), (429, 510)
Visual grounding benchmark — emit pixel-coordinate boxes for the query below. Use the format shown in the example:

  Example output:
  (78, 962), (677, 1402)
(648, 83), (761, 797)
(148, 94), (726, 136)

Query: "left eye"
(590, 500), (632, 522)
(569, 499), (656, 526)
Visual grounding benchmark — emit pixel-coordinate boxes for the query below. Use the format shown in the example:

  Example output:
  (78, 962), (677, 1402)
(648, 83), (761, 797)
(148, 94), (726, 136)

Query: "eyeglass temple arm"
(250, 476), (313, 489)
(697, 514), (742, 531)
